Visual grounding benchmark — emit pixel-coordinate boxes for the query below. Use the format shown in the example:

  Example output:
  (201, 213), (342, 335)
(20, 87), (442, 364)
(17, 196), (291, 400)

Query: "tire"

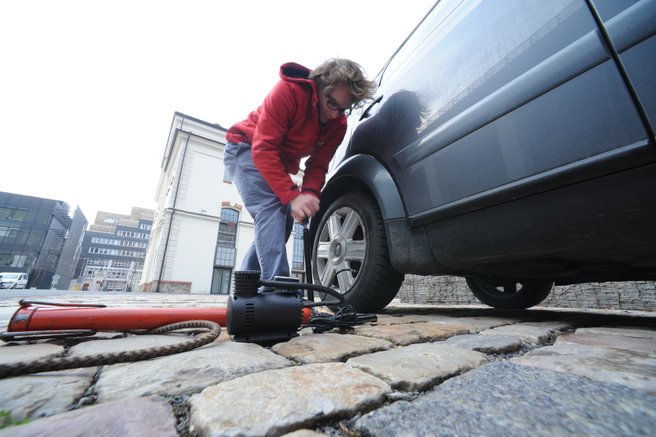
(465, 275), (554, 309)
(312, 191), (404, 312)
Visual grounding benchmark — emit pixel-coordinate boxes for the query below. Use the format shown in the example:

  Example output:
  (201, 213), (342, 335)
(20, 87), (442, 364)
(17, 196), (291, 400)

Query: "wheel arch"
(314, 154), (438, 275)
(319, 154), (405, 223)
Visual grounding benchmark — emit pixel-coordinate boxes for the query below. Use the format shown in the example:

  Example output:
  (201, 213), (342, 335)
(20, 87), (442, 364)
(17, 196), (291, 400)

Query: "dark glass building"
(0, 191), (85, 289)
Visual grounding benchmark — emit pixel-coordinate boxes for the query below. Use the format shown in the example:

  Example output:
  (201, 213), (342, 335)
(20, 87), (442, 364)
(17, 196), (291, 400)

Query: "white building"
(140, 112), (306, 294)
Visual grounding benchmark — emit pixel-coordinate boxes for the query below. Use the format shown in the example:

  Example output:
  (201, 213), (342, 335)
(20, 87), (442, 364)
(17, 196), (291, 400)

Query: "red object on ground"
(7, 301), (313, 332)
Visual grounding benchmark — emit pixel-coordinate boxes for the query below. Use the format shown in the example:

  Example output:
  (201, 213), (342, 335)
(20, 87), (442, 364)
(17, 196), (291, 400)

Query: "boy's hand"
(291, 193), (320, 223)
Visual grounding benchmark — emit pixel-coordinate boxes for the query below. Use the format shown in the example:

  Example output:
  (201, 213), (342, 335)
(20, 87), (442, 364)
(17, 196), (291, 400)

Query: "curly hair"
(309, 58), (377, 107)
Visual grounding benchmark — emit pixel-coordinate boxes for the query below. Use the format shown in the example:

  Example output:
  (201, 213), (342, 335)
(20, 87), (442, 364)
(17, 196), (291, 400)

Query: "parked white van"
(0, 272), (29, 289)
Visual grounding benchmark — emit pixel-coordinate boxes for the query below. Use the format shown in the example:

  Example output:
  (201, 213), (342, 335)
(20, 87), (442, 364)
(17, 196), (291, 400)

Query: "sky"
(1, 0), (435, 224)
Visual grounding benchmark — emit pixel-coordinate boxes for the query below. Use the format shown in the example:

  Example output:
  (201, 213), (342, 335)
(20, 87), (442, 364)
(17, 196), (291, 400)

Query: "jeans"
(223, 141), (294, 280)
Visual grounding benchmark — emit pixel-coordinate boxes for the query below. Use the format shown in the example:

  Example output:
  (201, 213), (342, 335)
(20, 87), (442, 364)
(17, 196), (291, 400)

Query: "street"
(0, 290), (654, 436)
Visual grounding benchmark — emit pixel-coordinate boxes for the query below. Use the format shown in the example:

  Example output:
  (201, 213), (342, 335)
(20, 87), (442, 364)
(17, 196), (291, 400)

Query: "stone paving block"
(576, 326), (656, 339)
(519, 321), (575, 329)
(556, 331), (656, 354)
(511, 342), (656, 393)
(353, 322), (469, 346)
(0, 343), (64, 365)
(271, 333), (393, 364)
(281, 430), (330, 437)
(374, 314), (471, 325)
(95, 341), (291, 403)
(480, 321), (572, 344)
(0, 367), (97, 421)
(374, 314), (432, 325)
(0, 396), (177, 437)
(354, 361), (656, 437)
(189, 362), (391, 437)
(347, 343), (487, 391)
(431, 316), (518, 333)
(445, 334), (523, 354)
(373, 314), (512, 335)
(68, 334), (193, 356)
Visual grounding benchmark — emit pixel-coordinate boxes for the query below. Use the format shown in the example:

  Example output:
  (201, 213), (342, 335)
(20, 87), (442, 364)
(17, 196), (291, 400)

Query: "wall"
(141, 113), (229, 292)
(397, 274), (656, 311)
(167, 214), (218, 293)
(142, 280), (191, 293)
(177, 143), (224, 217)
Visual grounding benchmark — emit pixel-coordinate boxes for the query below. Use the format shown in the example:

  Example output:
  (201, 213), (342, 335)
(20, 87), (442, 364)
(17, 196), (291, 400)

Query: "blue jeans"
(223, 141), (294, 280)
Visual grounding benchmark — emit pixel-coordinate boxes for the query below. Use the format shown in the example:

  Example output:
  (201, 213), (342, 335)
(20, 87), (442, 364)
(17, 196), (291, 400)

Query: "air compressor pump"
(227, 270), (374, 344)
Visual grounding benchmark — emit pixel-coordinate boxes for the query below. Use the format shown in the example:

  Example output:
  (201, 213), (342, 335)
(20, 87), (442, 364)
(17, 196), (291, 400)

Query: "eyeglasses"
(326, 94), (353, 116)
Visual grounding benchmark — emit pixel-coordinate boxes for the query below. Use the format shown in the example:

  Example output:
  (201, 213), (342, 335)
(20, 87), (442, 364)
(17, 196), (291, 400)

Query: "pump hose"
(0, 320), (221, 379)
(259, 279), (346, 307)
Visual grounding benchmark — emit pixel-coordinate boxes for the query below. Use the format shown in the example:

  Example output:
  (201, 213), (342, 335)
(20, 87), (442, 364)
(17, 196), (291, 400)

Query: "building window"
(111, 260), (130, 268)
(116, 230), (148, 239)
(214, 208), (238, 268)
(0, 208), (27, 221)
(212, 208), (239, 294)
(211, 267), (232, 295)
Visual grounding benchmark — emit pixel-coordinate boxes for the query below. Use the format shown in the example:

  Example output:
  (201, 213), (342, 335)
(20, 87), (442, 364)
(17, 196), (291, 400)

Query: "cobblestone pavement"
(0, 291), (654, 436)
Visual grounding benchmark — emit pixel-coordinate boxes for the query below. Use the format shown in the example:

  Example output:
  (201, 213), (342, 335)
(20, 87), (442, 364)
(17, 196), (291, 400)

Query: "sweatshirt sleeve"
(251, 80), (302, 204)
(301, 120), (347, 197)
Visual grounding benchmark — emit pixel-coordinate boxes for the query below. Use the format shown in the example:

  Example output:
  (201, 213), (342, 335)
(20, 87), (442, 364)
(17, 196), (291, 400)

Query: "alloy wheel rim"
(315, 206), (366, 294)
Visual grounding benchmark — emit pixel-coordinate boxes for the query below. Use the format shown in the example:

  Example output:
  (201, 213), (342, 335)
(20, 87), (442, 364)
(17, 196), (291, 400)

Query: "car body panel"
(322, 154), (405, 221)
(321, 155), (439, 273)
(320, 0), (656, 285)
(592, 0), (656, 132)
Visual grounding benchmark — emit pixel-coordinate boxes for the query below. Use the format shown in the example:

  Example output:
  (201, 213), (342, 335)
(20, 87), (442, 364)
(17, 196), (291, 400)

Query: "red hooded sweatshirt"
(226, 63), (347, 205)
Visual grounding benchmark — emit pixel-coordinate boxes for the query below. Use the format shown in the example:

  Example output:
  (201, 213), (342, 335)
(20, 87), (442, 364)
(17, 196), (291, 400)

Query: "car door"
(351, 0), (653, 226)
(589, 0), (656, 132)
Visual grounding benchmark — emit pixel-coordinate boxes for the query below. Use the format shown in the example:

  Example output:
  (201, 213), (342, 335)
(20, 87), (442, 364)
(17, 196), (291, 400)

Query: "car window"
(592, 0), (640, 20)
(378, 0), (594, 136)
(381, 0), (462, 82)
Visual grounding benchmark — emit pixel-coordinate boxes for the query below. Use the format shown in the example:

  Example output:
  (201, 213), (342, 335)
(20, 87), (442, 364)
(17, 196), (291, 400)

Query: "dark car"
(310, 0), (656, 311)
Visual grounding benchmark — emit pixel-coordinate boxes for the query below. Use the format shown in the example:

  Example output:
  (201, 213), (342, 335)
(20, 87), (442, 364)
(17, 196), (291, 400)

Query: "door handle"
(359, 95), (383, 121)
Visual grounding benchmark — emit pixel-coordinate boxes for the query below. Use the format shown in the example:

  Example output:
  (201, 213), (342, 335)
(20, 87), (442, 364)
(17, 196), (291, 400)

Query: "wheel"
(465, 275), (554, 309)
(312, 191), (404, 312)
